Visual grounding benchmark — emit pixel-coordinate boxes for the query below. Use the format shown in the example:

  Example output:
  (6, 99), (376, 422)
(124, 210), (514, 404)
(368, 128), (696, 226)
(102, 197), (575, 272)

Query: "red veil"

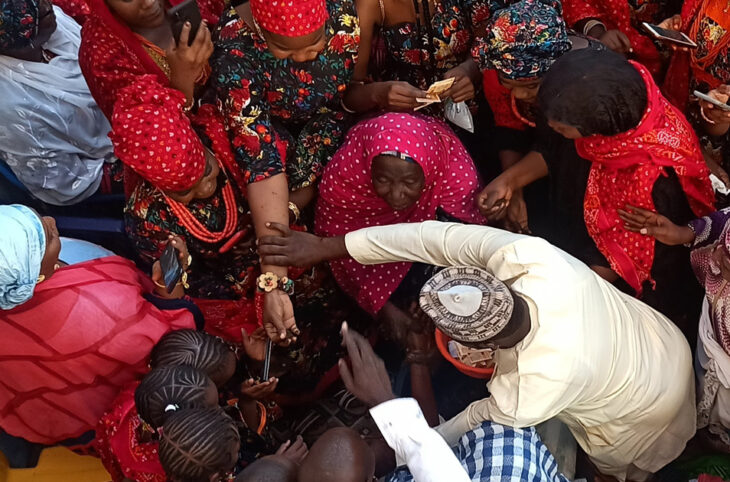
(0, 256), (195, 444)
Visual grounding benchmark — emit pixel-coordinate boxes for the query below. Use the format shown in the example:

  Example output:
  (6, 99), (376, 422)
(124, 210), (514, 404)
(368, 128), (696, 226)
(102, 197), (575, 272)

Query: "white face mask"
(436, 285), (483, 317)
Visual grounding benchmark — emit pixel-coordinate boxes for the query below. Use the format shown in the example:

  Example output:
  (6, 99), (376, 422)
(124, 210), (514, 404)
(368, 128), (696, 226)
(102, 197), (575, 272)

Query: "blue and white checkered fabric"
(387, 421), (569, 482)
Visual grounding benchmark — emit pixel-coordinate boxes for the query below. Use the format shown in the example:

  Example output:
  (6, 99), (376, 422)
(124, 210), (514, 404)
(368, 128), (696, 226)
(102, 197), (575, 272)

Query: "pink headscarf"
(315, 113), (486, 315)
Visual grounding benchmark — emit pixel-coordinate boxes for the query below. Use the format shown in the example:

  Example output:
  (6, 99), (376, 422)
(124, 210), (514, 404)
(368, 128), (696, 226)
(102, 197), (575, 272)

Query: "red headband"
(250, 0), (328, 37)
(110, 77), (206, 192)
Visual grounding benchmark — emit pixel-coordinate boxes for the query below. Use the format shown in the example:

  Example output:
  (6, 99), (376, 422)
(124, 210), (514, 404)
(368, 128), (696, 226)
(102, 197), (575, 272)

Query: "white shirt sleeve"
(370, 398), (470, 482)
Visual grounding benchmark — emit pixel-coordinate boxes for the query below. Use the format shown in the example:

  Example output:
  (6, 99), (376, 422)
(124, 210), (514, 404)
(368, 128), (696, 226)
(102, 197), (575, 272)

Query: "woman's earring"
(36, 274), (45, 284)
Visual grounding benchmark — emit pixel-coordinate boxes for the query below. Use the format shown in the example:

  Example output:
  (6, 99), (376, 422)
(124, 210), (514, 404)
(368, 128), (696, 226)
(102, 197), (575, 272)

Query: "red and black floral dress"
(211, 0), (359, 191)
(377, 0), (490, 89)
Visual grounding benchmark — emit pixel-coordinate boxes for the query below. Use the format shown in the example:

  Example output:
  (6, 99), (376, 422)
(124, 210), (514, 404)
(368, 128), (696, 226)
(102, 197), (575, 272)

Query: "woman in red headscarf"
(539, 48), (715, 345)
(78, 0), (222, 196)
(210, 0), (359, 341)
(315, 112), (485, 340)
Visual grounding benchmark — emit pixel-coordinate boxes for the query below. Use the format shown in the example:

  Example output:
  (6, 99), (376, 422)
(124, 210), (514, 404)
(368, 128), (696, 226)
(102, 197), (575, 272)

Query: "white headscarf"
(0, 204), (46, 310)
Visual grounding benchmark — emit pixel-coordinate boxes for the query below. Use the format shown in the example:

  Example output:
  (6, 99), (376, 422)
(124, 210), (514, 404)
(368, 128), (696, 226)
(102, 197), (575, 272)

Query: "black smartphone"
(160, 243), (183, 293)
(168, 0), (203, 46)
(642, 22), (698, 48)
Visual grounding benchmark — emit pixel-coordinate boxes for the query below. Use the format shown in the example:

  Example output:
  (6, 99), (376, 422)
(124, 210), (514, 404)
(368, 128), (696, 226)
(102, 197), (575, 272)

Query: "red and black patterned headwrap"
(0, 0), (39, 50)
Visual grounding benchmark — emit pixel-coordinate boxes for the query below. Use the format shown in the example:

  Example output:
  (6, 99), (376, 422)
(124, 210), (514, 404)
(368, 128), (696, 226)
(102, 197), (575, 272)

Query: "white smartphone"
(694, 90), (730, 111)
(642, 22), (698, 48)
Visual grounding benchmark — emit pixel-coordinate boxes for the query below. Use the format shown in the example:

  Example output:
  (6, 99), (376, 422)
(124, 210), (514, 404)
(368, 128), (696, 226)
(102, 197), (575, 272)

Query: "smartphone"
(262, 339), (272, 381)
(168, 0), (203, 46)
(694, 90), (730, 112)
(642, 22), (697, 48)
(160, 243), (183, 293)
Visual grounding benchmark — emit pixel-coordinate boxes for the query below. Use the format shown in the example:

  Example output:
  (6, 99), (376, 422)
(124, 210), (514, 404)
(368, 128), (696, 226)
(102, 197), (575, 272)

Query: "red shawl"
(95, 383), (165, 482)
(0, 256), (195, 444)
(663, 0), (730, 111)
(315, 113), (486, 315)
(578, 62), (714, 294)
(562, 0), (662, 75)
(482, 69), (528, 131)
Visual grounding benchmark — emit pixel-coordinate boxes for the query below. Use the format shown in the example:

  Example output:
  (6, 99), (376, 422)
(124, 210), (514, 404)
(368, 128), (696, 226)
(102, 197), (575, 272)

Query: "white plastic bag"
(444, 100), (474, 133)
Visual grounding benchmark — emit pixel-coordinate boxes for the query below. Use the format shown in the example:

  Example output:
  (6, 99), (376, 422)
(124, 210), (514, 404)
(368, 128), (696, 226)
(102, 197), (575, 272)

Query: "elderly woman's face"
(106, 0), (166, 30)
(371, 155), (425, 211)
(498, 75), (542, 103)
(39, 215), (61, 279)
(263, 26), (326, 62)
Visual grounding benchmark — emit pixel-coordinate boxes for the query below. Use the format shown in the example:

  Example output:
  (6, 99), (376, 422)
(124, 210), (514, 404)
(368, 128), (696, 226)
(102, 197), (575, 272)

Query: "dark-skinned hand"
(258, 222), (327, 267)
(276, 436), (309, 465)
(599, 29), (632, 54)
(241, 326), (268, 361)
(375, 81), (428, 111)
(240, 377), (279, 400)
(442, 65), (476, 104)
(617, 205), (695, 246)
(338, 322), (395, 408)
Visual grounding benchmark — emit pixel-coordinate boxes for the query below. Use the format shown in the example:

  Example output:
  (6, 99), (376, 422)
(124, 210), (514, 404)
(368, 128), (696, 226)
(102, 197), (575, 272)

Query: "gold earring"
(36, 274), (45, 284)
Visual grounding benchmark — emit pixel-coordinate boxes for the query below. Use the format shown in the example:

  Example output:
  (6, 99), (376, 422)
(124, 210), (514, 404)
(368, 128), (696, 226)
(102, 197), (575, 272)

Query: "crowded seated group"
(0, 0), (729, 479)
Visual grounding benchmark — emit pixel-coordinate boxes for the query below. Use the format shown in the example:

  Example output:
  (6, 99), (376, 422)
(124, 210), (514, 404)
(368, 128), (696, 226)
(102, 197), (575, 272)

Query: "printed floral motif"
(211, 0), (359, 190)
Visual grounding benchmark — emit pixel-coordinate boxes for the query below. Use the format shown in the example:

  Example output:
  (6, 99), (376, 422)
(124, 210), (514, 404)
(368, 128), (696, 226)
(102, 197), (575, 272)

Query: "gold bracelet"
(153, 272), (190, 290)
(288, 202), (301, 223)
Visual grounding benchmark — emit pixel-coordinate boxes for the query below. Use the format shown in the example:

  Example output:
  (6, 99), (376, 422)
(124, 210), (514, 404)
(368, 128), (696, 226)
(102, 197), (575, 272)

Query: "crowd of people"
(0, 0), (729, 479)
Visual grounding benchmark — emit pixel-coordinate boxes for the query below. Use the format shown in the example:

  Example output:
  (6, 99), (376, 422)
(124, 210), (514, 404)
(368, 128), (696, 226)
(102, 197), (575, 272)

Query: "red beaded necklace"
(511, 93), (536, 128)
(164, 163), (239, 244)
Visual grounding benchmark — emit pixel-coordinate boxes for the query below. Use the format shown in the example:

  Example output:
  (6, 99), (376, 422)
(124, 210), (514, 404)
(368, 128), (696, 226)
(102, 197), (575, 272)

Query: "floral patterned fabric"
(377, 0), (490, 89)
(211, 0), (359, 190)
(0, 0), (37, 50)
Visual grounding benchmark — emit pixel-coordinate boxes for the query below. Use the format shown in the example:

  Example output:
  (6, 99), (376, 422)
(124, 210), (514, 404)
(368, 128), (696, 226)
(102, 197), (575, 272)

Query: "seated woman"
(0, 0), (116, 206)
(537, 48), (715, 344)
(315, 113), (485, 337)
(663, 0), (730, 203)
(620, 205), (730, 455)
(0, 204), (196, 445)
(343, 0), (489, 114)
(561, 0), (677, 76)
(211, 0), (358, 309)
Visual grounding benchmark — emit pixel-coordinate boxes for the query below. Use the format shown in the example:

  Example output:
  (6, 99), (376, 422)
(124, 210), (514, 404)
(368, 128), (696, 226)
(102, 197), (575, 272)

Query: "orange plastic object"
(0, 447), (110, 482)
(435, 328), (494, 380)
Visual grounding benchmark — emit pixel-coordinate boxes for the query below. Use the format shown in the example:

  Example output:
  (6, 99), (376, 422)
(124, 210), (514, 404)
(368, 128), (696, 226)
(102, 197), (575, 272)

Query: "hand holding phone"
(168, 0), (203, 46)
(694, 90), (730, 112)
(151, 236), (190, 295)
(642, 22), (697, 48)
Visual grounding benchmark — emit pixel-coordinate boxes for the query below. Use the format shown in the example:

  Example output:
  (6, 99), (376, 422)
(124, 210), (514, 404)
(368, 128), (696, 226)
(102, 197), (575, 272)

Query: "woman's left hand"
(442, 65), (476, 103)
(263, 289), (299, 345)
(699, 86), (730, 126)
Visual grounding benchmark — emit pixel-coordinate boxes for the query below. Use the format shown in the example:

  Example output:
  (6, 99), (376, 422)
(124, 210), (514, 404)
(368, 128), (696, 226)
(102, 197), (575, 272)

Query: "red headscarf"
(110, 77), (206, 191)
(0, 256), (195, 444)
(250, 0), (328, 37)
(577, 62), (715, 294)
(315, 113), (486, 315)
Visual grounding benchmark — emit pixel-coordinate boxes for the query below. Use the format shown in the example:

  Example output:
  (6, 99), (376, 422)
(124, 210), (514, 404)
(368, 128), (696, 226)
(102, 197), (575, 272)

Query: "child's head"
(236, 455), (297, 482)
(135, 365), (218, 429)
(151, 329), (237, 387)
(159, 407), (240, 482)
(298, 428), (375, 482)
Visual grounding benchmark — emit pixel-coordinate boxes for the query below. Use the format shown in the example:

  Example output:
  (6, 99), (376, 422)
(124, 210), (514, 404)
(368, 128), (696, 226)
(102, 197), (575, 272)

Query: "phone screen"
(160, 244), (183, 293)
(643, 23), (697, 47)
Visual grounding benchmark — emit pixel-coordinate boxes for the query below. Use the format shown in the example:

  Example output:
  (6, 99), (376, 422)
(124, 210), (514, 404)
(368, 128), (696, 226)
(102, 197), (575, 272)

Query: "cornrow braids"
(135, 365), (216, 429)
(150, 329), (233, 383)
(159, 408), (240, 482)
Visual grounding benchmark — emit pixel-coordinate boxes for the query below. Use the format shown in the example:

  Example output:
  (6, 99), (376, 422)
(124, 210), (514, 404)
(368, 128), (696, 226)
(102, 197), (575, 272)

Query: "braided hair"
(135, 365), (215, 429)
(150, 329), (233, 385)
(159, 407), (240, 482)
